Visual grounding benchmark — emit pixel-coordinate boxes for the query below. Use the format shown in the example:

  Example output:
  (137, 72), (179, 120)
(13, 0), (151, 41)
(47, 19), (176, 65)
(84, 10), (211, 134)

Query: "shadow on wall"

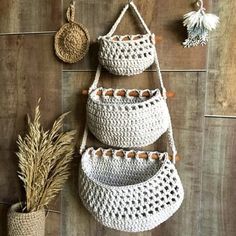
(0, 204), (9, 234)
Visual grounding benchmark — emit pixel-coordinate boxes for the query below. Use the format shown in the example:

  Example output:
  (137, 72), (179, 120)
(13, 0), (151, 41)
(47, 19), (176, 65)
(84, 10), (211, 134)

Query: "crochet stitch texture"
(79, 148), (184, 232)
(87, 88), (170, 148)
(98, 34), (155, 76)
(98, 1), (156, 76)
(54, 1), (90, 63)
(8, 203), (45, 236)
(79, 1), (183, 232)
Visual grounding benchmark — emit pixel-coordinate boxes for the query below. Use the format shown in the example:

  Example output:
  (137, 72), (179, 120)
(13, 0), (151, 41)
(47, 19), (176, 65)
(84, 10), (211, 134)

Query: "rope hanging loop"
(196, 0), (205, 10)
(66, 1), (76, 22)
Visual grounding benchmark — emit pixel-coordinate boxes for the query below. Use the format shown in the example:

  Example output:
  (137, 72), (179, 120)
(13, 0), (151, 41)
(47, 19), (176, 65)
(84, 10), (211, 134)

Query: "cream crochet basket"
(79, 148), (184, 232)
(98, 1), (155, 76)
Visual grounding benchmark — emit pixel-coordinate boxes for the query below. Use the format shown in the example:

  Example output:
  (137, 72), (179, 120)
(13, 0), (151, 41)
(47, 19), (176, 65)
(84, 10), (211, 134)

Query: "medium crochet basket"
(79, 148), (184, 232)
(87, 87), (170, 148)
(98, 1), (155, 76)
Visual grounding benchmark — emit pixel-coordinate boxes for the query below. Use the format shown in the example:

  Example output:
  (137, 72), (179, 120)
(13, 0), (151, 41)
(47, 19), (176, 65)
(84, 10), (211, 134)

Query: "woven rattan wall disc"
(54, 1), (90, 63)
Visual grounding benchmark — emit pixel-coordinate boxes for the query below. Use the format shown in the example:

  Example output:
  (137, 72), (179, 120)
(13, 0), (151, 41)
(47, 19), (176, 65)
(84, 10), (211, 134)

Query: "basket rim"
(9, 202), (45, 215)
(81, 147), (169, 190)
(88, 87), (164, 109)
(99, 33), (154, 44)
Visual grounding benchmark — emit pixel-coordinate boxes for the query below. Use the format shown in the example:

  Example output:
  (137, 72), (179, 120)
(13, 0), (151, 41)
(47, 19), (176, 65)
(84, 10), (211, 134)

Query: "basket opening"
(108, 34), (146, 42)
(92, 88), (160, 107)
(84, 151), (163, 187)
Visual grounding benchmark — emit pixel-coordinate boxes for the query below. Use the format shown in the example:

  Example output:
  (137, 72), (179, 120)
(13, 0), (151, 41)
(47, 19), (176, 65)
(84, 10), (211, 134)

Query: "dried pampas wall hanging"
(183, 0), (219, 47)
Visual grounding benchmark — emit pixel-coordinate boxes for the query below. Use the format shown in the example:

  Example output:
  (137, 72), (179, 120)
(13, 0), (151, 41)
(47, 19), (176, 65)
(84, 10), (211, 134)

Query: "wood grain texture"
(0, 0), (235, 236)
(45, 212), (61, 236)
(0, 0), (62, 33)
(200, 118), (236, 236)
(62, 71), (206, 236)
(206, 0), (236, 116)
(0, 34), (61, 235)
(63, 0), (209, 71)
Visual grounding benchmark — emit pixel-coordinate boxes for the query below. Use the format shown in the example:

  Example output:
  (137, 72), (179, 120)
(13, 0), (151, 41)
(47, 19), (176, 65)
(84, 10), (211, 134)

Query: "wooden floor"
(0, 0), (236, 235)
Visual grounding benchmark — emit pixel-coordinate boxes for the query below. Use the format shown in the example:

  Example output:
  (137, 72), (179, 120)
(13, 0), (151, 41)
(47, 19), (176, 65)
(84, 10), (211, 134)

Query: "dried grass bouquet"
(17, 102), (76, 213)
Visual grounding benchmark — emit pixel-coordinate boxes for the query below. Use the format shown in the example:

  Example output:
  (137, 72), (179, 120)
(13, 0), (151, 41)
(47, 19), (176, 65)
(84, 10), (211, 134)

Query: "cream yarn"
(79, 1), (182, 232)
(98, 1), (155, 76)
(87, 87), (170, 148)
(79, 148), (184, 232)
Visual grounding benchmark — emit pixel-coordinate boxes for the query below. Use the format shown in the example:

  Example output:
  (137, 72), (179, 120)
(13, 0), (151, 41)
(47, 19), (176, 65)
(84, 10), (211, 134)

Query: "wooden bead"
(82, 89), (175, 98)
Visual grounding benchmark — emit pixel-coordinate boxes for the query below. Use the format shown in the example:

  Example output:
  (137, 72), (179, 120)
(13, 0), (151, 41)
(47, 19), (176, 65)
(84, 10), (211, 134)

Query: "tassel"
(183, 0), (219, 47)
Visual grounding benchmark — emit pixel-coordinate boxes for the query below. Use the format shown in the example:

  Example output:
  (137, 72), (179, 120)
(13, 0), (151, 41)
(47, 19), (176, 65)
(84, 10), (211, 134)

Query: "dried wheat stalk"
(17, 103), (76, 212)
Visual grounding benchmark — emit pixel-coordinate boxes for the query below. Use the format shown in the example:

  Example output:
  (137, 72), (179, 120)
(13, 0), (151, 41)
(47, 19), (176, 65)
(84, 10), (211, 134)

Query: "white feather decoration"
(183, 1), (219, 47)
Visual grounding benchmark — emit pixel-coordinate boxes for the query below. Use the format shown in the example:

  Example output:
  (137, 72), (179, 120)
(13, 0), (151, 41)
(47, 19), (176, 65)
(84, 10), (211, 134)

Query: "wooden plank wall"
(0, 0), (235, 236)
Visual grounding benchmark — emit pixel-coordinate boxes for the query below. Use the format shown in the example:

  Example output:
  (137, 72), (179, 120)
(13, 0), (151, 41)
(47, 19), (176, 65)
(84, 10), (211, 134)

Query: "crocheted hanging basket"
(79, 148), (184, 232)
(54, 2), (90, 63)
(98, 1), (155, 76)
(7, 203), (45, 236)
(98, 34), (155, 76)
(87, 87), (170, 148)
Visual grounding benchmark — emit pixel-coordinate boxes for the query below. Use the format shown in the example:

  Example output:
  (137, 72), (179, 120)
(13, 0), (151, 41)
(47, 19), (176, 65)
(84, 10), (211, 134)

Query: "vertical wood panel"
(0, 0), (62, 33)
(153, 72), (206, 236)
(206, 0), (236, 116)
(200, 118), (236, 236)
(62, 71), (206, 236)
(63, 0), (208, 71)
(0, 34), (61, 234)
(45, 212), (61, 236)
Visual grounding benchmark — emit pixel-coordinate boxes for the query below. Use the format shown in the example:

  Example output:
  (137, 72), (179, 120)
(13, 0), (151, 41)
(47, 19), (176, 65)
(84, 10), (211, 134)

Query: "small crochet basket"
(98, 1), (155, 76)
(79, 148), (184, 232)
(81, 49), (177, 158)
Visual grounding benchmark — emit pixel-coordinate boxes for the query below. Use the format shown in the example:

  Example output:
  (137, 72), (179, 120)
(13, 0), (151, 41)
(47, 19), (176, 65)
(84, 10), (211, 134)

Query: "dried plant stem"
(17, 103), (76, 212)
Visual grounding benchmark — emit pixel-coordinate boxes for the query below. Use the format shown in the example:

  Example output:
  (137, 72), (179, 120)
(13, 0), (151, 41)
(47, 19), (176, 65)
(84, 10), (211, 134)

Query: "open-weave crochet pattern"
(54, 1), (90, 63)
(98, 1), (155, 76)
(87, 87), (170, 148)
(79, 148), (184, 232)
(8, 203), (45, 236)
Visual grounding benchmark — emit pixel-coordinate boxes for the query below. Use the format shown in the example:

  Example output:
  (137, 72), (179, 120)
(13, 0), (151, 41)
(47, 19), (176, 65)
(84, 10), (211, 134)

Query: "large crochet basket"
(79, 148), (184, 232)
(98, 1), (155, 76)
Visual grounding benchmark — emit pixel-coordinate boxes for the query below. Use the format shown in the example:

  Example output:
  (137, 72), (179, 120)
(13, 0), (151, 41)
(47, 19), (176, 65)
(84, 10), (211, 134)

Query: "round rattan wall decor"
(54, 1), (90, 63)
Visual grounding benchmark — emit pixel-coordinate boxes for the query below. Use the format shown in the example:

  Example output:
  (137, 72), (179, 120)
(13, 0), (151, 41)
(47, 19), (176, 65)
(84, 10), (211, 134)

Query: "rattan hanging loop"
(54, 1), (90, 63)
